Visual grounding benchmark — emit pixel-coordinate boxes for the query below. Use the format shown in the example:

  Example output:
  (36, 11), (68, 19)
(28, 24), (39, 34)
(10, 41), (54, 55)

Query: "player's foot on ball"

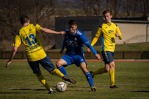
(91, 86), (96, 91)
(90, 71), (94, 78)
(110, 85), (118, 88)
(62, 76), (76, 84)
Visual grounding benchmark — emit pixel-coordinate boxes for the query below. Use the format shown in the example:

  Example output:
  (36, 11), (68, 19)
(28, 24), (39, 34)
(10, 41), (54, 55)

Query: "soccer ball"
(56, 82), (67, 92)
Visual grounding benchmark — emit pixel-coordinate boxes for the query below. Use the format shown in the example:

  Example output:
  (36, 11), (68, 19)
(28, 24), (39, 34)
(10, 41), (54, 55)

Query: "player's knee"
(105, 69), (109, 73)
(110, 63), (115, 69)
(104, 67), (110, 72)
(56, 61), (62, 67)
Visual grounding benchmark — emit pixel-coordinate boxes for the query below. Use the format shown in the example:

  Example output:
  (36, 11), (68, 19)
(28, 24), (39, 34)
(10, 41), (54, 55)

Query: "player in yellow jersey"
(6, 15), (76, 94)
(87, 10), (122, 88)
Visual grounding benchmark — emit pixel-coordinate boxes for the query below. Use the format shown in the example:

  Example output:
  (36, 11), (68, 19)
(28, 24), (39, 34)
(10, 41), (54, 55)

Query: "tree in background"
(0, 0), (31, 51)
(139, 0), (149, 17)
(0, 0), (148, 51)
(80, 0), (102, 16)
(80, 0), (149, 17)
(0, 0), (57, 51)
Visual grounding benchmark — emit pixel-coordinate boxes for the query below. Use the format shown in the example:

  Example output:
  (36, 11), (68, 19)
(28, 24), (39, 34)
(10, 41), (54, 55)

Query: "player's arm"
(81, 35), (100, 60)
(91, 27), (102, 46)
(116, 26), (122, 40)
(36, 24), (65, 35)
(86, 42), (100, 60)
(6, 35), (21, 68)
(6, 46), (18, 68)
(87, 27), (102, 52)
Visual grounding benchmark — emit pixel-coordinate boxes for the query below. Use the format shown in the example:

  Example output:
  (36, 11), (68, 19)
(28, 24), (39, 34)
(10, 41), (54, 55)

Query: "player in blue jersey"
(56, 20), (101, 91)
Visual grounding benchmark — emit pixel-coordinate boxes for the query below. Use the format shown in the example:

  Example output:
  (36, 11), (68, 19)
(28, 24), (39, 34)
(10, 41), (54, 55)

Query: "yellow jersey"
(13, 24), (46, 61)
(91, 22), (122, 52)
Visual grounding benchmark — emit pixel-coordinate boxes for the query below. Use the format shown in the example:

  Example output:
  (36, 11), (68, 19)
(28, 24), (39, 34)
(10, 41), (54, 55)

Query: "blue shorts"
(61, 54), (86, 66)
(28, 56), (55, 74)
(102, 51), (114, 64)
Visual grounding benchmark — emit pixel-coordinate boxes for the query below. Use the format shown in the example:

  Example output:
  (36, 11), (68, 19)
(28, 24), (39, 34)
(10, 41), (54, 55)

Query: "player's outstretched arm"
(87, 36), (98, 53)
(41, 27), (65, 35)
(95, 54), (101, 60)
(85, 42), (100, 60)
(6, 47), (18, 68)
(116, 26), (122, 40)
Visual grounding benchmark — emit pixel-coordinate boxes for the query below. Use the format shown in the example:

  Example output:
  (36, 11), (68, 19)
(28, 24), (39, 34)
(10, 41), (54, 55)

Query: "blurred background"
(0, 0), (149, 59)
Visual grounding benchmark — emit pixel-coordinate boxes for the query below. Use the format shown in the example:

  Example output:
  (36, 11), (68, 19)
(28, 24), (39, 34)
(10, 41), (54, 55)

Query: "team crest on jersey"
(66, 39), (78, 47)
(108, 30), (114, 33)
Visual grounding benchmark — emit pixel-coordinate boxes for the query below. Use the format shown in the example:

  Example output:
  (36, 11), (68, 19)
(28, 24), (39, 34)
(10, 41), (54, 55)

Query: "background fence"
(1, 51), (149, 59)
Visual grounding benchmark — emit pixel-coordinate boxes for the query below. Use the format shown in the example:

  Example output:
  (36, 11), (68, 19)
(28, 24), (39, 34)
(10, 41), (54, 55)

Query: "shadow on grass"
(11, 88), (46, 91)
(0, 86), (91, 94)
(0, 92), (24, 94)
(0, 88), (46, 94)
(131, 90), (149, 93)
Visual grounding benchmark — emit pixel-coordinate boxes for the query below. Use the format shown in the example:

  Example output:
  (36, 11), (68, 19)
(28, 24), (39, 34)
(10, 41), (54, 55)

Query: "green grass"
(0, 60), (149, 99)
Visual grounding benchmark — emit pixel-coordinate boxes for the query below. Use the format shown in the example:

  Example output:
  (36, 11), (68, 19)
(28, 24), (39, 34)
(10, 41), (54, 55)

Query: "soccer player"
(87, 10), (122, 88)
(56, 20), (101, 91)
(6, 15), (76, 94)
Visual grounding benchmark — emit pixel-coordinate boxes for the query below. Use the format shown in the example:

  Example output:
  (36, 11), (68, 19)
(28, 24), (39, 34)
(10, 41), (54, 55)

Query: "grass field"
(0, 60), (149, 99)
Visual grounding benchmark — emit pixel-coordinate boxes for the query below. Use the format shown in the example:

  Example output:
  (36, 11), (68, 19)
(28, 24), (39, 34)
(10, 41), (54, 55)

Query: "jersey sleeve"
(13, 35), (21, 47)
(91, 27), (102, 46)
(116, 26), (122, 40)
(80, 34), (97, 55)
(36, 24), (42, 32)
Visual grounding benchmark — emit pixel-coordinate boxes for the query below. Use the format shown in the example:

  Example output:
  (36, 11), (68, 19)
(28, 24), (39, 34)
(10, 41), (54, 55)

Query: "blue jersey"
(61, 29), (97, 56)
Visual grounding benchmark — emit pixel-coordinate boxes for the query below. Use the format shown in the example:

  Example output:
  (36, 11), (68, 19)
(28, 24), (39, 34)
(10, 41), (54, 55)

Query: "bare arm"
(6, 46), (18, 68)
(87, 28), (101, 52)
(41, 27), (65, 35)
(116, 26), (122, 40)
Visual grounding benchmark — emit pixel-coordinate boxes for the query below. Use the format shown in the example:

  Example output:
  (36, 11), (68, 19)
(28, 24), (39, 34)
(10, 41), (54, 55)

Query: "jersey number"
(25, 34), (36, 46)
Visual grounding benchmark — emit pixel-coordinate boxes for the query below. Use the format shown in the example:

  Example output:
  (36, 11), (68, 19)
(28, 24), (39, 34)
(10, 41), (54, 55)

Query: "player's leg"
(74, 55), (96, 91)
(109, 61), (117, 88)
(40, 56), (76, 84)
(56, 55), (76, 84)
(91, 67), (106, 78)
(36, 73), (54, 94)
(91, 51), (109, 77)
(39, 56), (64, 77)
(28, 61), (53, 93)
(79, 62), (96, 91)
(105, 52), (117, 88)
(56, 58), (68, 76)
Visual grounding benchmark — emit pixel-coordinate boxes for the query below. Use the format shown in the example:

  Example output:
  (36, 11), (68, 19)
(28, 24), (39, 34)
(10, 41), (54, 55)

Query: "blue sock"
(86, 72), (94, 87)
(58, 66), (68, 76)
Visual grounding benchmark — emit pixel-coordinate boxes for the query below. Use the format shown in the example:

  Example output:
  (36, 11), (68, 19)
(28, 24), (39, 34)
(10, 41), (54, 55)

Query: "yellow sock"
(51, 69), (64, 78)
(93, 68), (105, 76)
(109, 69), (115, 86)
(37, 75), (50, 90)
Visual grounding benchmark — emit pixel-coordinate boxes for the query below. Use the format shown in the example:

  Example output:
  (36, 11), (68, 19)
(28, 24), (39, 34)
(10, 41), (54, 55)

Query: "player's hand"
(6, 60), (12, 68)
(87, 48), (91, 53)
(59, 31), (66, 35)
(115, 33), (120, 37)
(95, 54), (101, 60)
(115, 32), (122, 40)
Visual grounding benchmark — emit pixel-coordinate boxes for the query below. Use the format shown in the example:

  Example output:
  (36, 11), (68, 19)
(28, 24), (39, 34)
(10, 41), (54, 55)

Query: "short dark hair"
(103, 10), (112, 15)
(20, 15), (29, 25)
(68, 20), (77, 26)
